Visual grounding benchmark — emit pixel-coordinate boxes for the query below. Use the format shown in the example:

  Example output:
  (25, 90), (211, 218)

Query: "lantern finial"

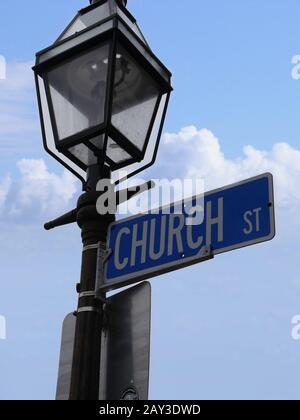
(90, 0), (127, 7)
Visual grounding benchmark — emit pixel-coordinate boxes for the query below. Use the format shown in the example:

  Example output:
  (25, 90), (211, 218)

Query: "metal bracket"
(77, 306), (100, 314)
(101, 302), (110, 332)
(116, 180), (155, 207)
(78, 291), (96, 299)
(83, 243), (99, 252)
(95, 242), (112, 299)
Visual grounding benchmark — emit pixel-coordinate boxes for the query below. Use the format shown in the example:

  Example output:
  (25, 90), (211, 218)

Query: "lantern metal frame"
(33, 0), (172, 185)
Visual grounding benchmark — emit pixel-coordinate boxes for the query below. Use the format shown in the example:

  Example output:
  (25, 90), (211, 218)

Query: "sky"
(1, 0), (300, 400)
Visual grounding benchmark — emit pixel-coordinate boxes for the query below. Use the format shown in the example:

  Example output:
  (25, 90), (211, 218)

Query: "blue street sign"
(103, 173), (275, 290)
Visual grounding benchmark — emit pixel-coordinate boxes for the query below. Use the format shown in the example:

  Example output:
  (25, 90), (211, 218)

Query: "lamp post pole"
(44, 164), (154, 400)
(69, 164), (115, 401)
(36, 0), (172, 400)
(68, 2), (127, 398)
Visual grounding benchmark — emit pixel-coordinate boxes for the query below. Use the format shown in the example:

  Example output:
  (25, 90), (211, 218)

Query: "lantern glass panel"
(36, 74), (87, 181)
(68, 143), (98, 167)
(117, 20), (170, 83)
(89, 134), (106, 151)
(46, 41), (110, 141)
(111, 91), (169, 184)
(89, 136), (132, 166)
(111, 44), (160, 152)
(106, 137), (132, 164)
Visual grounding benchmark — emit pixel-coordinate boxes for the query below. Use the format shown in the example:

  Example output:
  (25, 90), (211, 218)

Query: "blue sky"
(1, 0), (300, 400)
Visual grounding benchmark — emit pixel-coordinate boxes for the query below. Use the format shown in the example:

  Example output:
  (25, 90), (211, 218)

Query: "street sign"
(56, 282), (151, 401)
(104, 173), (275, 291)
(99, 282), (151, 400)
(56, 313), (76, 400)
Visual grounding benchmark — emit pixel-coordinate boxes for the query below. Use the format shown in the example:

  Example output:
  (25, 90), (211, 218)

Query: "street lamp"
(33, 0), (172, 186)
(33, 0), (172, 401)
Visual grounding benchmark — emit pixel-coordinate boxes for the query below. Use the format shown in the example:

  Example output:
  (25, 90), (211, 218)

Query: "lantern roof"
(57, 0), (149, 47)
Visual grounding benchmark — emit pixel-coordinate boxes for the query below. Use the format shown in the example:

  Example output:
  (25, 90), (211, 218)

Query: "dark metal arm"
(44, 209), (77, 231)
(44, 180), (155, 231)
(116, 180), (155, 206)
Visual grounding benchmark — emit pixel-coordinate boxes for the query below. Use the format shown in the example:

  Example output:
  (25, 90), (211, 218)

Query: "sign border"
(103, 173), (275, 291)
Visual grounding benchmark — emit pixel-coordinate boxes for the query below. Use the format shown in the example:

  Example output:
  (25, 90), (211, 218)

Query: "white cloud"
(0, 159), (79, 223)
(1, 126), (300, 225)
(0, 61), (34, 101)
(0, 61), (39, 156)
(161, 126), (300, 210)
(0, 174), (11, 213)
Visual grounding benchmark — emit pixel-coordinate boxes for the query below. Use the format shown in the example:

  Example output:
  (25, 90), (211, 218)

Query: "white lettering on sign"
(149, 217), (166, 261)
(185, 203), (204, 226)
(131, 221), (148, 267)
(186, 206), (204, 250)
(112, 199), (225, 272)
(167, 214), (185, 257)
(243, 207), (262, 235)
(206, 198), (224, 245)
(114, 227), (130, 270)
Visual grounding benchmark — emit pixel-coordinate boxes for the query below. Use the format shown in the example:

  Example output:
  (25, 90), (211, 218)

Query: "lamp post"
(33, 0), (172, 400)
